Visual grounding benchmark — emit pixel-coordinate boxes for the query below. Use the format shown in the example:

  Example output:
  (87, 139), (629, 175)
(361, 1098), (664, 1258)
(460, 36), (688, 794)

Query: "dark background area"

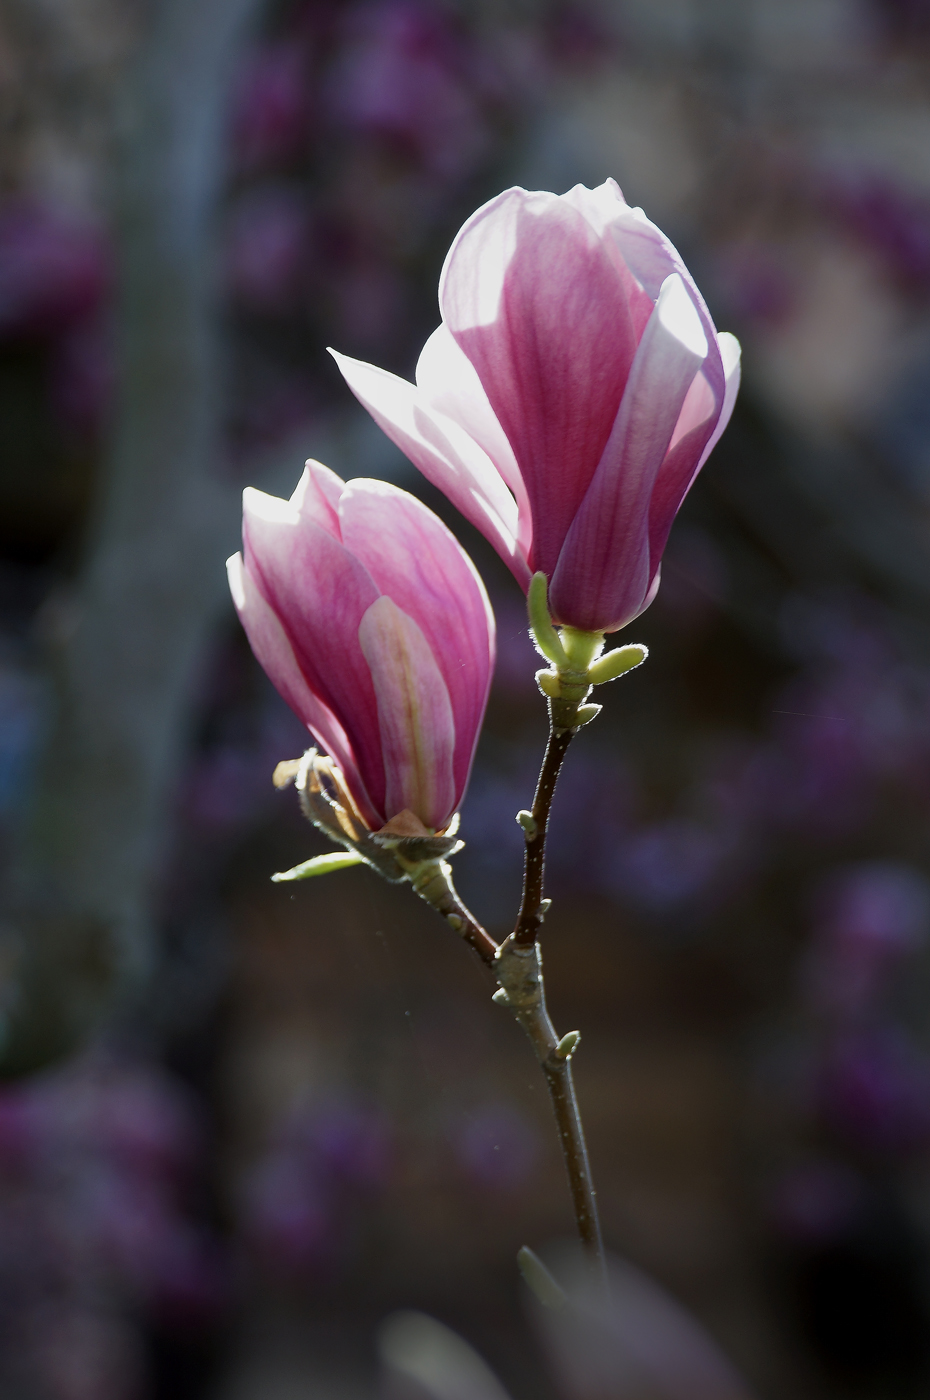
(2, 0), (930, 1396)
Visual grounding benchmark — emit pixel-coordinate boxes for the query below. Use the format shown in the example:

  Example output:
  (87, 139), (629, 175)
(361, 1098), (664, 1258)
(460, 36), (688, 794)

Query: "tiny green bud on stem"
(553, 1030), (581, 1061)
(516, 809), (537, 836)
(587, 642), (648, 685)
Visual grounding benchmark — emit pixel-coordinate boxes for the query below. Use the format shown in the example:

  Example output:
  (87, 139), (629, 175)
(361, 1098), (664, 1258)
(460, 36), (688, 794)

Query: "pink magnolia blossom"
(227, 461), (494, 831)
(333, 179), (741, 633)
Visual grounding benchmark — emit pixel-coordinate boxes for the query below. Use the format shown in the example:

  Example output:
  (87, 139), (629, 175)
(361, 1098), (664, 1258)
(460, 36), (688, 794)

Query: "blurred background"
(2, 0), (930, 1396)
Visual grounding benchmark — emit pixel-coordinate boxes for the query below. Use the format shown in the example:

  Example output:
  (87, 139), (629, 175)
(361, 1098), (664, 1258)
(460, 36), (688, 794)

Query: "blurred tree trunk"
(0, 0), (263, 1074)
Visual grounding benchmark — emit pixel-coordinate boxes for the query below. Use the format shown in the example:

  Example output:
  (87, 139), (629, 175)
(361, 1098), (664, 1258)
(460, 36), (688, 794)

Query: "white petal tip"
(717, 331), (742, 375)
(226, 553), (246, 610)
(657, 273), (708, 359)
(242, 485), (295, 526)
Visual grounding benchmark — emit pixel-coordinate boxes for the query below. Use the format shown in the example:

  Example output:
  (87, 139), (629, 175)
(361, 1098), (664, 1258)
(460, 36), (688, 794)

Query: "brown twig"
(393, 828), (605, 1274)
(291, 717), (603, 1271)
(513, 718), (574, 946)
(506, 698), (606, 1277)
(398, 855), (499, 966)
(410, 705), (605, 1278)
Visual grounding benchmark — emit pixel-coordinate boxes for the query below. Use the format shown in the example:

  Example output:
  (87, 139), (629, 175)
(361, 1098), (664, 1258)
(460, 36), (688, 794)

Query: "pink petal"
(569, 180), (729, 424)
(415, 324), (533, 559)
(439, 187), (640, 578)
(562, 180), (656, 340)
(693, 332), (741, 475)
(647, 332), (741, 568)
(226, 552), (381, 827)
(550, 273), (708, 633)
(598, 186), (728, 407)
(330, 347), (530, 587)
(291, 459), (346, 538)
(242, 485), (387, 818)
(581, 188), (741, 557)
(358, 596), (456, 830)
(593, 188), (680, 299)
(339, 478), (494, 808)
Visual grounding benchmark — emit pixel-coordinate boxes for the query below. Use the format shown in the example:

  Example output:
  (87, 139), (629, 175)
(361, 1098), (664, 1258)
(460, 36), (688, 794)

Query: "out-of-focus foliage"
(5, 0), (930, 1398)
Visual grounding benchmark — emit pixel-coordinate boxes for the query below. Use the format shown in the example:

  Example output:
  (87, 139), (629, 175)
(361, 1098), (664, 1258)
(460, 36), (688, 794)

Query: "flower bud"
(228, 460), (495, 833)
(333, 179), (740, 634)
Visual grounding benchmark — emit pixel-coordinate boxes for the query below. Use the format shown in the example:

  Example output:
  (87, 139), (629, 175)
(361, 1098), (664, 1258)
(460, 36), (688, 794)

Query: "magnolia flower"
(227, 462), (494, 832)
(332, 179), (740, 634)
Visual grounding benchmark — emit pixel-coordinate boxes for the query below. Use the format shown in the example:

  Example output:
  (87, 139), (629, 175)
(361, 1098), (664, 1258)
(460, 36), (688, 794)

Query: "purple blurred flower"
(0, 203), (110, 341)
(303, 1101), (392, 1187)
(0, 1051), (225, 1394)
(225, 188), (310, 313)
(803, 863), (929, 1019)
(229, 369), (318, 455)
(765, 708), (872, 839)
(243, 1155), (334, 1272)
(0, 1089), (39, 1167)
(241, 1098), (392, 1276)
(768, 1159), (864, 1245)
(867, 0), (930, 36)
(325, 2), (490, 181)
(829, 171), (930, 287)
(147, 1225), (229, 1325)
(542, 2), (618, 70)
(37, 1065), (200, 1179)
(820, 864), (930, 953)
(232, 42), (312, 172)
(720, 683), (877, 843)
(87, 1172), (182, 1289)
(653, 526), (728, 629)
(816, 1029), (930, 1155)
(547, 754), (634, 892)
(182, 744), (277, 833)
(489, 591), (541, 701)
(710, 242), (797, 328)
(457, 757), (535, 901)
(47, 318), (115, 438)
(739, 605), (930, 837)
(451, 1101), (541, 1190)
(330, 256), (406, 351)
(609, 818), (741, 917)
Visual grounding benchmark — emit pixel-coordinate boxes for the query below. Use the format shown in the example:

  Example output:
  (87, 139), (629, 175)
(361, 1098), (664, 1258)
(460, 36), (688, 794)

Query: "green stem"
(407, 856), (606, 1278)
(495, 935), (606, 1280)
